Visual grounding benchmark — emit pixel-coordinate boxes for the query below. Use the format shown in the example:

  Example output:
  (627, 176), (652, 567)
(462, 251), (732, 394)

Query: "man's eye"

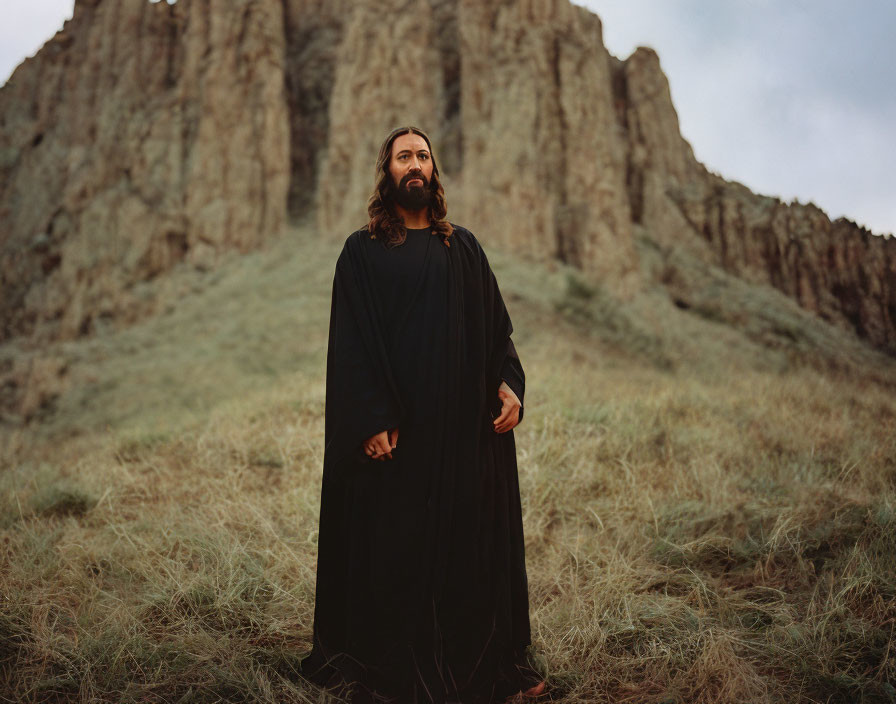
(419, 154), (429, 160)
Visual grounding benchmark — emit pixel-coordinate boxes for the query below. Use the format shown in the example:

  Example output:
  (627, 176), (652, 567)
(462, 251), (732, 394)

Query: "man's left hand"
(493, 381), (521, 433)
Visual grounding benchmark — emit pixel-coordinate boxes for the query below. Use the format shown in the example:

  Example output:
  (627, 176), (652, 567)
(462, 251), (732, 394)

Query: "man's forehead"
(392, 133), (429, 154)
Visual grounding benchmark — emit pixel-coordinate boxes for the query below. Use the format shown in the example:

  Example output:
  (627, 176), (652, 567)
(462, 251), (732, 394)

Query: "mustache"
(400, 172), (429, 189)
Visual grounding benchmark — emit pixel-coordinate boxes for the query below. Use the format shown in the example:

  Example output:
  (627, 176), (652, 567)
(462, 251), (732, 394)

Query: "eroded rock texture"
(618, 47), (896, 351)
(1, 0), (893, 353)
(455, 0), (638, 293)
(1, 0), (289, 341)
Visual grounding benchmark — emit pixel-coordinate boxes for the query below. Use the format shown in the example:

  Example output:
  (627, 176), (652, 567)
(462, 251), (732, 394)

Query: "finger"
(495, 410), (519, 433)
(380, 441), (394, 460)
(373, 441), (394, 460)
(493, 401), (511, 427)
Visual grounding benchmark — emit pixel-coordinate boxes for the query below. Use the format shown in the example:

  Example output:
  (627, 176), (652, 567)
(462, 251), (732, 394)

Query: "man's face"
(387, 132), (434, 212)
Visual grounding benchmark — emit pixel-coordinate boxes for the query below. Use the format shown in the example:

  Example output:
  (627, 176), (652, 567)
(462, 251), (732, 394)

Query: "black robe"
(300, 223), (538, 703)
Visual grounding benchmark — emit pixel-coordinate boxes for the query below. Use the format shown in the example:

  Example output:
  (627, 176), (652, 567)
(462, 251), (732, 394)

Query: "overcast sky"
(580, 0), (895, 237)
(2, 0), (894, 236)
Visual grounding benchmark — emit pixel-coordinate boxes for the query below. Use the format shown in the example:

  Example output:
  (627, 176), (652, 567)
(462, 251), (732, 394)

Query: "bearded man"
(300, 126), (546, 704)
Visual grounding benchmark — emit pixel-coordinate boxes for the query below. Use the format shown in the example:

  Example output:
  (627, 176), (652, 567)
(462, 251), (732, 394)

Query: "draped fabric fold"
(301, 224), (539, 703)
(500, 338), (525, 425)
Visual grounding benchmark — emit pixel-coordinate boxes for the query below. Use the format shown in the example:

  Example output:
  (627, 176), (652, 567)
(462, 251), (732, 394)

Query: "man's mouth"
(408, 178), (423, 186)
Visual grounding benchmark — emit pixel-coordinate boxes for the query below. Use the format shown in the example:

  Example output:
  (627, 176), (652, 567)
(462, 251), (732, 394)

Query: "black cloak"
(300, 224), (539, 703)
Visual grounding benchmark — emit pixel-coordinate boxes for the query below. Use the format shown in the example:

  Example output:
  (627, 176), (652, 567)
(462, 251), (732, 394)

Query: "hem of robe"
(298, 644), (543, 704)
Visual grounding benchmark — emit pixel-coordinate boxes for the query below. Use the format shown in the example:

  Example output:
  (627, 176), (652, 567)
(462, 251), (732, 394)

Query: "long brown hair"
(366, 126), (454, 248)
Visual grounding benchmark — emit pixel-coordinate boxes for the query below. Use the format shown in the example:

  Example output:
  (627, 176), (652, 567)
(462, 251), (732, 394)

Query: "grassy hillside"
(2, 222), (895, 702)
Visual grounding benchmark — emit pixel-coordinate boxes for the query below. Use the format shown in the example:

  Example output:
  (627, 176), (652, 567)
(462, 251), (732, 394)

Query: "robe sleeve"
(500, 337), (526, 424)
(323, 241), (404, 472)
(469, 230), (526, 428)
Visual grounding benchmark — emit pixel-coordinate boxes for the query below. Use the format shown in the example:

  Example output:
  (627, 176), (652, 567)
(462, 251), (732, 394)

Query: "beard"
(390, 172), (432, 212)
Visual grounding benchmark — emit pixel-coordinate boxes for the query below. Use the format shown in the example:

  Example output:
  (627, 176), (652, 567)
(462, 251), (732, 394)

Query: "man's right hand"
(364, 427), (399, 461)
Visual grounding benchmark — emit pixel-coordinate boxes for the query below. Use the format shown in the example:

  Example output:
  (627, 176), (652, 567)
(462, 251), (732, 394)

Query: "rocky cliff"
(618, 48), (895, 352)
(1, 0), (893, 353)
(1, 0), (290, 341)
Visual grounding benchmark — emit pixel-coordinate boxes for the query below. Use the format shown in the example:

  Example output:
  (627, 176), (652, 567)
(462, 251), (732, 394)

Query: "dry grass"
(1, 223), (895, 703)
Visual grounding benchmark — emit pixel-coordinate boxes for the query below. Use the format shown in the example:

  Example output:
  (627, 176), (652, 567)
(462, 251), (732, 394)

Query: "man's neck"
(394, 204), (430, 229)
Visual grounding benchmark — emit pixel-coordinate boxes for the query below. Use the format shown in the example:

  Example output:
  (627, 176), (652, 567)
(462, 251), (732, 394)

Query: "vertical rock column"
(457, 0), (638, 293)
(178, 0), (290, 263)
(619, 46), (710, 258)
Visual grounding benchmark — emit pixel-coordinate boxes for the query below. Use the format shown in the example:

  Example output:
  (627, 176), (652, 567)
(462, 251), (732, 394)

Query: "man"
(300, 126), (546, 703)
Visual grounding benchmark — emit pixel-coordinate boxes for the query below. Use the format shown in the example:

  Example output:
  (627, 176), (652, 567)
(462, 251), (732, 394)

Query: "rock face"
(618, 47), (896, 352)
(1, 0), (289, 341)
(1, 0), (893, 353)
(455, 0), (638, 293)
